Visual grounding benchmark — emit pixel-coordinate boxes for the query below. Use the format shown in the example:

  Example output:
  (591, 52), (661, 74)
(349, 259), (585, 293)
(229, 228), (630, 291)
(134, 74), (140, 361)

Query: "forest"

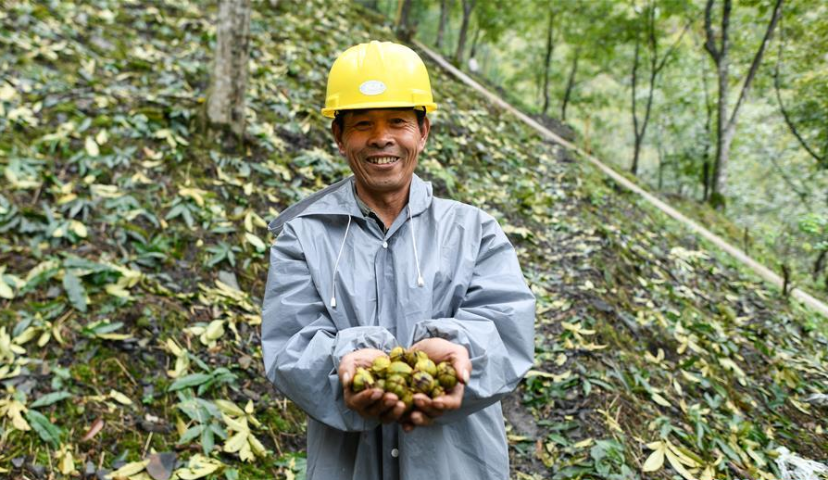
(1, 0), (827, 479)
(384, 0), (828, 301)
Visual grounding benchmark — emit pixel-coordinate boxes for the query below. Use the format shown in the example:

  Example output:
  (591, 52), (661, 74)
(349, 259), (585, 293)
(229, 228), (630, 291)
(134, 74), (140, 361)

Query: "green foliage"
(774, 2), (828, 164)
(1, 0), (827, 479)
(26, 410), (63, 447)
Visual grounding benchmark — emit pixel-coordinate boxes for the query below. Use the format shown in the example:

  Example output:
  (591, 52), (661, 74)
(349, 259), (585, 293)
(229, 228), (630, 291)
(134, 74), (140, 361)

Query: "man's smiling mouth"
(366, 156), (399, 165)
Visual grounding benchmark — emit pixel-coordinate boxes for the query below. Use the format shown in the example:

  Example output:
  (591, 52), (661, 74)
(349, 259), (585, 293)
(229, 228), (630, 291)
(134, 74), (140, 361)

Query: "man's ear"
(417, 115), (431, 153)
(331, 119), (345, 155)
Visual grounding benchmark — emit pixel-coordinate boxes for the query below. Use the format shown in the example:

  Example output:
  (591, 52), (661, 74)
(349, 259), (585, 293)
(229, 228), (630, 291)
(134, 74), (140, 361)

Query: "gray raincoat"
(261, 174), (535, 479)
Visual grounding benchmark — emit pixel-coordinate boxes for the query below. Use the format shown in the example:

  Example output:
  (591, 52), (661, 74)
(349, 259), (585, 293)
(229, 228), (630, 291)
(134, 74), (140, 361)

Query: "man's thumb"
(454, 358), (471, 384)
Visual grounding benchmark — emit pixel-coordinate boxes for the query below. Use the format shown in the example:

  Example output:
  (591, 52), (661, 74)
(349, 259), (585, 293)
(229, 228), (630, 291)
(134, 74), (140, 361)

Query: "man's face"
(332, 109), (430, 197)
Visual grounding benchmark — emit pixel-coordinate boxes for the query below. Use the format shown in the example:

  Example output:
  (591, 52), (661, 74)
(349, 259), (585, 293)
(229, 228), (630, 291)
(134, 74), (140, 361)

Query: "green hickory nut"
(404, 349), (428, 367)
(436, 362), (458, 390)
(352, 367), (376, 392)
(414, 358), (437, 377)
(412, 371), (436, 395)
(372, 356), (391, 378)
(400, 389), (414, 412)
(385, 375), (408, 398)
(388, 361), (413, 379)
(389, 346), (406, 363)
(430, 385), (445, 398)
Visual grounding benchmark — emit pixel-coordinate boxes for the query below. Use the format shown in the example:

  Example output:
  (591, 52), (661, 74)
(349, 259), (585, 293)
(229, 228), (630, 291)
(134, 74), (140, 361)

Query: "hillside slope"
(1, 1), (826, 479)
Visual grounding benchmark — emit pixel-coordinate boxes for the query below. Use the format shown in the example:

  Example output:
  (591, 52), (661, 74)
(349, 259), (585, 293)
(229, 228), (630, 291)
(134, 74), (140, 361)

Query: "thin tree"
(207, 0), (251, 138)
(454, 0), (476, 65)
(560, 45), (579, 121)
(703, 0), (784, 206)
(541, 8), (555, 117)
(692, 31), (714, 201)
(773, 14), (825, 166)
(396, 0), (414, 41)
(436, 0), (450, 49)
(468, 25), (482, 59)
(629, 3), (688, 176)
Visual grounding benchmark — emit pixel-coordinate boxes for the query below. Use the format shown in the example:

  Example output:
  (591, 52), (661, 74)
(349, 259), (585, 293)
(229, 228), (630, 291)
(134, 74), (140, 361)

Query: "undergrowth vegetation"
(0, 1), (826, 479)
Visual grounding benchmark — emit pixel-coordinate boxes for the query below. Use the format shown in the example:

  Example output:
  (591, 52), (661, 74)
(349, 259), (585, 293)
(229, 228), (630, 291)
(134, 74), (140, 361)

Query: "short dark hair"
(333, 108), (427, 133)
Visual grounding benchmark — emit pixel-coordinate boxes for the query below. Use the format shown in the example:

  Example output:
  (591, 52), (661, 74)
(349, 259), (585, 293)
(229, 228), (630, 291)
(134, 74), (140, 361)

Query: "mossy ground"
(1, 1), (826, 479)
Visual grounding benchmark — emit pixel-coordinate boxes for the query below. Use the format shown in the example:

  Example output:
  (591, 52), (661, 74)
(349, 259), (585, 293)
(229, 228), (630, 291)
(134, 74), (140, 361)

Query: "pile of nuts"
(351, 346), (458, 412)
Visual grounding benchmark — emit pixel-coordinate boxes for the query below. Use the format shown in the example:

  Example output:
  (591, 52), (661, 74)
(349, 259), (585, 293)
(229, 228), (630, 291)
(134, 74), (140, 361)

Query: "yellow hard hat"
(321, 41), (437, 118)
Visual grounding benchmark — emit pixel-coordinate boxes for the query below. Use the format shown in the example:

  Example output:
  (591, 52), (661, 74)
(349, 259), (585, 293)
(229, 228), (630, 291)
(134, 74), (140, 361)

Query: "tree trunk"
(454, 0), (476, 65)
(560, 46), (579, 121)
(207, 0), (251, 137)
(630, 3), (687, 176)
(630, 35), (642, 175)
(397, 0), (414, 41)
(709, 0), (731, 206)
(436, 0), (449, 49)
(702, 161), (710, 201)
(469, 26), (482, 59)
(637, 4), (662, 175)
(541, 9), (554, 117)
(705, 0), (784, 206)
(700, 44), (713, 201)
(814, 250), (827, 281)
(657, 128), (665, 190)
(713, 119), (736, 202)
(782, 263), (792, 298)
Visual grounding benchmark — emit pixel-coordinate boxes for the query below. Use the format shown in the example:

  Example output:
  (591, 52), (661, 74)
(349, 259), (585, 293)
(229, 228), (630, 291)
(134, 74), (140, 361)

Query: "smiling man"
(261, 41), (535, 480)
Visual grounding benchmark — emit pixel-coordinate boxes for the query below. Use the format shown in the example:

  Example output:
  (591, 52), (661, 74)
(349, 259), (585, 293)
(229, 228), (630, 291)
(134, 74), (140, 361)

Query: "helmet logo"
(359, 80), (387, 96)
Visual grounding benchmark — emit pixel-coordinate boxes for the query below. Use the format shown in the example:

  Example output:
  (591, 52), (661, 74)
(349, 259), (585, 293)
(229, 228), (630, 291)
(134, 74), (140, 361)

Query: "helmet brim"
(321, 101), (437, 119)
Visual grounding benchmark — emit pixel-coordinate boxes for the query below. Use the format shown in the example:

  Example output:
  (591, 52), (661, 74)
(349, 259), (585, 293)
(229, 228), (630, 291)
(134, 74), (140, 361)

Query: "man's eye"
(354, 121), (370, 128)
(391, 118), (405, 125)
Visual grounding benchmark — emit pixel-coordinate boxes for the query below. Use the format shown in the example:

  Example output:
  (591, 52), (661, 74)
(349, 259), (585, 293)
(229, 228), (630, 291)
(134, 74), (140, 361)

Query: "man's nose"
(367, 124), (394, 149)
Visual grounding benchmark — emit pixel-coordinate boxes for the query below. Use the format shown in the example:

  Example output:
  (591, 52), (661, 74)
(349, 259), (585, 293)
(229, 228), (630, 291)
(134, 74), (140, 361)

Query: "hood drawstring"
(408, 206), (425, 287)
(330, 209), (424, 309)
(330, 215), (352, 308)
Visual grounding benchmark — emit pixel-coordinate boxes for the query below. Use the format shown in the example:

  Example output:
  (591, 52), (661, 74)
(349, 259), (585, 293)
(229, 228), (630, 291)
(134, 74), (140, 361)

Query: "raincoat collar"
(268, 173), (433, 236)
(302, 173), (433, 219)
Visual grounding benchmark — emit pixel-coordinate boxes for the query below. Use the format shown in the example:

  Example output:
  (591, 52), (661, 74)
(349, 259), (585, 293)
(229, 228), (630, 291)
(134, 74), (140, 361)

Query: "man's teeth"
(367, 157), (398, 165)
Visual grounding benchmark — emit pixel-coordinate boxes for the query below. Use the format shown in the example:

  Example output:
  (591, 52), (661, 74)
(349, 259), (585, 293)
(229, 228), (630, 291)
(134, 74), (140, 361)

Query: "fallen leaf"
(146, 452), (176, 480)
(81, 418), (104, 442)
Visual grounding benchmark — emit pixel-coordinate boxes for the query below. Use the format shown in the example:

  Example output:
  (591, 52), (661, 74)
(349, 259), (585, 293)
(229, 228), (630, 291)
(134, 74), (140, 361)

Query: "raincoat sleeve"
(410, 212), (535, 424)
(261, 222), (398, 432)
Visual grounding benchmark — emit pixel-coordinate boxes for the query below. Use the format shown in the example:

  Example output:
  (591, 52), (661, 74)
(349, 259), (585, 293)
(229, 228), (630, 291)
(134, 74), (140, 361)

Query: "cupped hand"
(399, 338), (471, 432)
(339, 348), (407, 423)
(410, 337), (471, 386)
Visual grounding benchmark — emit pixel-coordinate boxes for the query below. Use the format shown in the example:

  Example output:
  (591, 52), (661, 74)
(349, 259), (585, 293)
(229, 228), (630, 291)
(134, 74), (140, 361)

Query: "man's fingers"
(346, 388), (382, 411)
(434, 383), (464, 410)
(410, 410), (433, 427)
(380, 399), (406, 424)
(399, 412), (417, 432)
(365, 392), (398, 418)
(339, 361), (356, 389)
(413, 393), (444, 418)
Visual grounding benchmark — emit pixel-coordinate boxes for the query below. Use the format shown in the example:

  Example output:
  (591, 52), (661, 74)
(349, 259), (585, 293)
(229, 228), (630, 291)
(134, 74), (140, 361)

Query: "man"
(261, 41), (535, 479)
